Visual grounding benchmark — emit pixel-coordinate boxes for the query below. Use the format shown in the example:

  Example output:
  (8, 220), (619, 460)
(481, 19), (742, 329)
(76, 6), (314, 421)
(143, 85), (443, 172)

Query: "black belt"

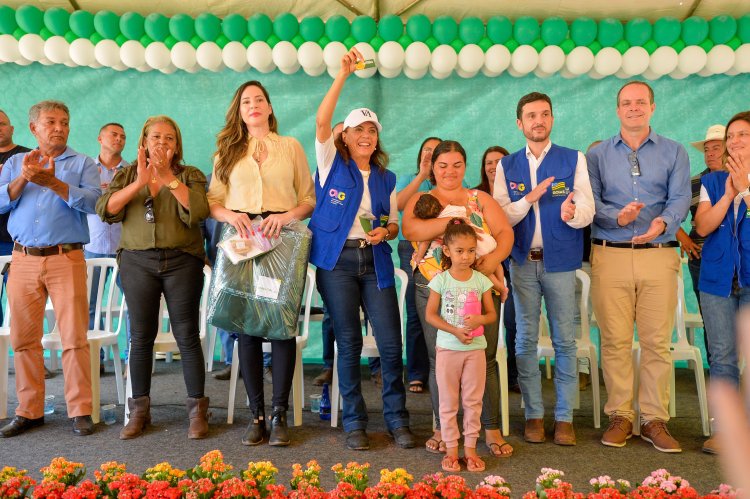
(528, 248), (543, 261)
(343, 239), (370, 248)
(592, 238), (679, 249)
(13, 242), (83, 256)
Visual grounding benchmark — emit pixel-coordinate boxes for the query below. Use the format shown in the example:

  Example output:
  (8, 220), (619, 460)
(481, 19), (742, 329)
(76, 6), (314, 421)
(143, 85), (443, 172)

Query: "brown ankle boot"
(187, 397), (210, 439)
(120, 396), (150, 440)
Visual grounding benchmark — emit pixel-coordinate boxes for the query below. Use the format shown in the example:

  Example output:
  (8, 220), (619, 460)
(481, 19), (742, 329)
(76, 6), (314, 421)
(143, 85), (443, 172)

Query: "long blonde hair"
(213, 81), (278, 184)
(136, 115), (184, 174)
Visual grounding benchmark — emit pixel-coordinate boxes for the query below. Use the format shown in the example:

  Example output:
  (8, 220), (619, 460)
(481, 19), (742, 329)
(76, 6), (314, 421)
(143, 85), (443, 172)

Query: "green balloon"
(223, 14), (247, 41)
(164, 35), (177, 49)
(588, 40), (602, 54)
(12, 27), (25, 40)
(64, 30), (77, 43)
(44, 7), (70, 36)
(504, 39), (519, 52)
(727, 35), (741, 49)
(424, 36), (439, 51)
(291, 34), (304, 48)
(432, 16), (457, 44)
(459, 17), (484, 44)
(378, 14), (402, 42)
(370, 35), (384, 51)
(325, 15), (349, 42)
(531, 38), (546, 52)
(216, 34), (229, 48)
(514, 16), (539, 45)
(169, 14), (195, 42)
(681, 16), (708, 45)
(120, 12), (145, 40)
(90, 32), (103, 45)
(406, 14), (431, 42)
(0, 6), (18, 35)
(196, 13), (221, 41)
(70, 11), (95, 38)
(140, 34), (154, 46)
(450, 38), (464, 52)
(541, 17), (568, 45)
(598, 18), (623, 47)
(671, 39), (685, 52)
(274, 12), (298, 41)
(653, 17), (680, 45)
(16, 5), (43, 33)
(643, 39), (658, 54)
(478, 36), (492, 51)
(115, 34), (127, 46)
(571, 17), (597, 46)
(487, 16), (512, 44)
(145, 13), (169, 41)
(241, 34), (254, 46)
(343, 35), (357, 49)
(351, 15), (376, 42)
(614, 39), (630, 54)
(39, 27), (52, 40)
(190, 35), (202, 48)
(625, 18), (652, 46)
(94, 10), (120, 39)
(248, 13), (272, 40)
(397, 34), (413, 49)
(300, 16), (324, 41)
(560, 38), (575, 54)
(739, 14), (750, 43)
(709, 15), (736, 44)
(699, 38), (714, 51)
(317, 35), (329, 48)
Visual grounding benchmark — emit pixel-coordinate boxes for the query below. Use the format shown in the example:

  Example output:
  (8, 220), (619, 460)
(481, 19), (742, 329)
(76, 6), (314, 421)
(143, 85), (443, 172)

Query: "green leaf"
(470, 212), (483, 228)
(433, 247), (442, 265)
(359, 216), (372, 233)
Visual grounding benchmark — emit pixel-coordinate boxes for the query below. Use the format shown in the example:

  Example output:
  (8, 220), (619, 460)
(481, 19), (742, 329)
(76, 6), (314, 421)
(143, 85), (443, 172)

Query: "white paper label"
(254, 274), (281, 299)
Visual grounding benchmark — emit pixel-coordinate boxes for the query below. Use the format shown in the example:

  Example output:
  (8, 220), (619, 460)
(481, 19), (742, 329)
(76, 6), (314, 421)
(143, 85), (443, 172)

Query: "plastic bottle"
(320, 382), (331, 420)
(462, 290), (484, 337)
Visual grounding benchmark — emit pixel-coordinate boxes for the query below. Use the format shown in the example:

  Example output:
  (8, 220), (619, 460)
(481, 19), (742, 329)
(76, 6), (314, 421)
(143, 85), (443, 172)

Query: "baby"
(412, 193), (506, 294)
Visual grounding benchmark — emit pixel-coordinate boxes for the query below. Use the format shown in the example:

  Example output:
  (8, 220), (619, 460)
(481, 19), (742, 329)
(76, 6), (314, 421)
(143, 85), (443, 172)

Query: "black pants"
(239, 335), (296, 411)
(120, 249), (206, 398)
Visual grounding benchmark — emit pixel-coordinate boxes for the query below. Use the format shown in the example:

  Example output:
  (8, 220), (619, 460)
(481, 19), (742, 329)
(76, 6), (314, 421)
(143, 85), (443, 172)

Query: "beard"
(524, 127), (550, 143)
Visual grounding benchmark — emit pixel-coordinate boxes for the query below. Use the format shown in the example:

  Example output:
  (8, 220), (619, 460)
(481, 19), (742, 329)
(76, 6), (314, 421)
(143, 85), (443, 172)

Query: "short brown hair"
(516, 92), (552, 120)
(617, 81), (654, 105)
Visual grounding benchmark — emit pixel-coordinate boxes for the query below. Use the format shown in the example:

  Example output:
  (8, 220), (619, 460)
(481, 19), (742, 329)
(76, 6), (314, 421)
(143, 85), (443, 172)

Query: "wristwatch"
(740, 187), (750, 197)
(167, 179), (180, 190)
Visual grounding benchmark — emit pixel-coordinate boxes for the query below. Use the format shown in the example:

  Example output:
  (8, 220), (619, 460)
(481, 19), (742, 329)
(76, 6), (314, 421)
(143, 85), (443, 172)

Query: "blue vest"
(502, 144), (582, 272)
(309, 152), (396, 289)
(699, 171), (750, 297)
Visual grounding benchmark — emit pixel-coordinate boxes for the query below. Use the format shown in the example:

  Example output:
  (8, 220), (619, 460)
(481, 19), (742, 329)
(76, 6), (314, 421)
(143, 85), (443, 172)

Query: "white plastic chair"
(42, 258), (125, 424)
(330, 268), (408, 428)
(495, 296), (510, 436)
(0, 255), (11, 419)
(226, 266), (316, 426)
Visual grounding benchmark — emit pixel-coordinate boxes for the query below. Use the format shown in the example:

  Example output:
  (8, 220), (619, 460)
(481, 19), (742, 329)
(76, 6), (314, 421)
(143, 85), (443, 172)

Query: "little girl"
(425, 218), (497, 473)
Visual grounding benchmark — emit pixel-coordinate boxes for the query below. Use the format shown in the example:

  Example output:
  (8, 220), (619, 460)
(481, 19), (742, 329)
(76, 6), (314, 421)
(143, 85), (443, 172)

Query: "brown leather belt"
(528, 248), (543, 261)
(13, 242), (84, 256)
(592, 238), (679, 249)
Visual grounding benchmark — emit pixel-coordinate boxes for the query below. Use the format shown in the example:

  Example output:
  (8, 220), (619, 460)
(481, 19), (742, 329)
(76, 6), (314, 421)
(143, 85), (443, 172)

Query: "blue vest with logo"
(699, 171), (750, 297)
(502, 144), (582, 272)
(309, 152), (396, 289)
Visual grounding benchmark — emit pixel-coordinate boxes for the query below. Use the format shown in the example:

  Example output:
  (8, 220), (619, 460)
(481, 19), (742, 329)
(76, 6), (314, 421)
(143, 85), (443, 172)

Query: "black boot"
(241, 407), (266, 446)
(268, 406), (290, 447)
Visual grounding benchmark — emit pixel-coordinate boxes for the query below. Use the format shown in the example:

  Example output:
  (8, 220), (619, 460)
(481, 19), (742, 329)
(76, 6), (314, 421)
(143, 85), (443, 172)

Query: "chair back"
(674, 275), (691, 348)
(0, 254), (11, 330)
(86, 257), (120, 334)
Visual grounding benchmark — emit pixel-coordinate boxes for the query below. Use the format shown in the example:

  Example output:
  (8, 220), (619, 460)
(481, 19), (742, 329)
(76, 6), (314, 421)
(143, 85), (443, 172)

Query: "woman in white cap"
(309, 47), (414, 451)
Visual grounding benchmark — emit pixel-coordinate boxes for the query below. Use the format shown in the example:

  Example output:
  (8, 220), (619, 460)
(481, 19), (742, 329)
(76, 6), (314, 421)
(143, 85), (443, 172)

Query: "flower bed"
(0, 452), (738, 499)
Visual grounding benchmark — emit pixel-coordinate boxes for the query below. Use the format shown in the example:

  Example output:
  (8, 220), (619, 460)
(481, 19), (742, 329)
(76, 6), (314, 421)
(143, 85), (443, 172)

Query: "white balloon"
(614, 68), (630, 79)
(648, 46), (678, 75)
(88, 60), (101, 68)
(510, 45), (538, 75)
(185, 63), (202, 73)
(15, 55), (32, 66)
(112, 62), (128, 71)
(272, 41), (297, 73)
(160, 63), (177, 74)
(0, 35), (20, 62)
(404, 41), (431, 70)
(483, 44), (511, 74)
(706, 44), (735, 74)
(588, 68), (606, 79)
(277, 61), (300, 75)
(223, 41), (248, 72)
(481, 66), (501, 77)
(378, 41), (404, 70)
(145, 42), (171, 69)
(327, 65), (339, 78)
(323, 41), (347, 69)
(38, 58), (53, 66)
(677, 45), (707, 74)
(458, 44), (484, 73)
(533, 68), (553, 78)
(247, 41), (274, 71)
(197, 42), (223, 72)
(171, 41), (196, 70)
(698, 66), (714, 77)
(593, 47), (622, 76)
(120, 40), (145, 68)
(621, 46), (650, 76)
(64, 59), (77, 67)
(136, 63), (152, 72)
(456, 68), (477, 78)
(403, 65), (427, 79)
(18, 34), (45, 61)
(538, 45), (565, 74)
(733, 44), (750, 72)
(641, 68), (662, 80)
(430, 44), (457, 74)
(69, 38), (95, 66)
(725, 67), (739, 75)
(298, 41), (324, 69)
(44, 36), (69, 64)
(565, 46), (594, 75)
(95, 39), (120, 68)
(669, 68), (689, 79)
(303, 61), (327, 77)
(353, 42), (377, 78)
(378, 66), (402, 78)
(559, 67), (577, 79)
(506, 67), (525, 77)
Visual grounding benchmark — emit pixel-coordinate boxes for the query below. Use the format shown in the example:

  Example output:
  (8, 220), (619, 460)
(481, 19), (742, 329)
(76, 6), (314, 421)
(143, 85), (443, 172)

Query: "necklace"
(151, 176), (157, 183)
(251, 138), (266, 165)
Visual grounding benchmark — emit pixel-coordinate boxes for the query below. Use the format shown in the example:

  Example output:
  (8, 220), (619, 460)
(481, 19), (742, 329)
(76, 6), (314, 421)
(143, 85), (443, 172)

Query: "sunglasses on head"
(144, 196), (155, 223)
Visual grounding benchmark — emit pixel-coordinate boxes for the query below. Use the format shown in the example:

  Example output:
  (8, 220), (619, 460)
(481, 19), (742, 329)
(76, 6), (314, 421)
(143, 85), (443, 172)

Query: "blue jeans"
(321, 299), (380, 374)
(397, 240), (429, 384)
(700, 288), (749, 387)
(510, 259), (578, 422)
(316, 245), (410, 432)
(85, 250), (130, 360)
(217, 329), (238, 365)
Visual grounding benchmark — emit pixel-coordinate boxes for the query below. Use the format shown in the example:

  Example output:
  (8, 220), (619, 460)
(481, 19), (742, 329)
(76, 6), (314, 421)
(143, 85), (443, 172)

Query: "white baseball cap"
(343, 108), (382, 132)
(690, 124), (726, 151)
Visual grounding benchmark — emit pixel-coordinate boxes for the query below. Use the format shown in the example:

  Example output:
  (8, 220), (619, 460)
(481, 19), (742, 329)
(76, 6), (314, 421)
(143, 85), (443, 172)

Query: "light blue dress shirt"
(85, 157), (126, 254)
(0, 146), (101, 246)
(586, 130), (691, 243)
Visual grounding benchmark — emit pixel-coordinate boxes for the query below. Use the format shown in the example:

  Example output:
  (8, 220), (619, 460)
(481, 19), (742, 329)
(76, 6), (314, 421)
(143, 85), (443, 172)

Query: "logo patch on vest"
(509, 181), (526, 197)
(551, 181), (570, 197)
(328, 188), (346, 205)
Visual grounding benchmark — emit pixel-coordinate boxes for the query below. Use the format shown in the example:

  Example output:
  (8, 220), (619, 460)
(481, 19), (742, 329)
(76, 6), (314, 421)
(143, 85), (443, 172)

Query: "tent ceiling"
(3, 0), (750, 21)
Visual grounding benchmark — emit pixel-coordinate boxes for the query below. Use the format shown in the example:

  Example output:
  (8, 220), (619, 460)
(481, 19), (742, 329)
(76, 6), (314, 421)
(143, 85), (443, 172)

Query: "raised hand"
(617, 201), (645, 226)
(22, 150), (57, 187)
(135, 146), (150, 188)
(726, 152), (750, 194)
(561, 192), (576, 222)
(148, 147), (174, 185)
(524, 176), (554, 203)
(339, 47), (363, 77)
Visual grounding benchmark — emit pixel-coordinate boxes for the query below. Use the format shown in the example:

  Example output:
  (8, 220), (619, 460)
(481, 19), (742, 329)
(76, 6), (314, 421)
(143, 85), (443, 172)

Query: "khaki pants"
(8, 249), (91, 419)
(591, 245), (679, 423)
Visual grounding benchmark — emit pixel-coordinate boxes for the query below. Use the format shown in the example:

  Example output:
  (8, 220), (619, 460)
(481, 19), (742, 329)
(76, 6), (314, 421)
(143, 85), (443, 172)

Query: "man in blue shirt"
(0, 100), (101, 438)
(587, 82), (690, 453)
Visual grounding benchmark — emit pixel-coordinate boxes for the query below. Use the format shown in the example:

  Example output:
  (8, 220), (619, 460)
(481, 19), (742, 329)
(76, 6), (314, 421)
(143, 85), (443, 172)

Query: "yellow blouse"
(207, 133), (315, 213)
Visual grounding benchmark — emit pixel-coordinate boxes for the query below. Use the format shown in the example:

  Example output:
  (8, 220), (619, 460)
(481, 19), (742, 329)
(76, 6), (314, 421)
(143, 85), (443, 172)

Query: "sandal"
(465, 456), (485, 472)
(425, 437), (446, 454)
(486, 441), (514, 458)
(441, 455), (461, 473)
(409, 381), (425, 393)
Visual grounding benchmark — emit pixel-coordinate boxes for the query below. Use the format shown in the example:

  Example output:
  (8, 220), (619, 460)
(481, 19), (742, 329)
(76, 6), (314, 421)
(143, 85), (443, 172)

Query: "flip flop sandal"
(465, 456), (486, 472)
(487, 441), (514, 458)
(441, 455), (461, 473)
(425, 437), (446, 454)
(409, 381), (425, 393)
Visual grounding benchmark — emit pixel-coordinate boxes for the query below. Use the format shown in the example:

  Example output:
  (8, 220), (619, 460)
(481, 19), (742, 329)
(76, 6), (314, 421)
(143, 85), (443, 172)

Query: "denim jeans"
(397, 240), (429, 384)
(316, 245), (409, 433)
(321, 303), (380, 373)
(217, 329), (238, 365)
(85, 250), (130, 361)
(510, 259), (578, 422)
(700, 288), (749, 387)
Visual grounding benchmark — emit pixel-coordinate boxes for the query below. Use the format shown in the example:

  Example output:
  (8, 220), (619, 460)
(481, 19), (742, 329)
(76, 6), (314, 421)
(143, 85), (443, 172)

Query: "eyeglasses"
(144, 196), (155, 223)
(628, 151), (641, 177)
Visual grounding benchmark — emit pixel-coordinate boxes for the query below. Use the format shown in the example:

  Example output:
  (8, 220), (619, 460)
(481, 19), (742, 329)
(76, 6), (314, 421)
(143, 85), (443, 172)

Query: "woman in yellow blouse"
(208, 80), (315, 447)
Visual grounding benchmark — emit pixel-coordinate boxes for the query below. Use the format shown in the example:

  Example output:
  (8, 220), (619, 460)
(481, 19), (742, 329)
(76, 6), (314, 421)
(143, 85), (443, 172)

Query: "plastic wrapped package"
(207, 221), (312, 340)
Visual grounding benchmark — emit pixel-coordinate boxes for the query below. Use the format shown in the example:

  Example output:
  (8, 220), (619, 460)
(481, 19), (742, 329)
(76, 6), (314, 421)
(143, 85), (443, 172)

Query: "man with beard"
(493, 92), (595, 446)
